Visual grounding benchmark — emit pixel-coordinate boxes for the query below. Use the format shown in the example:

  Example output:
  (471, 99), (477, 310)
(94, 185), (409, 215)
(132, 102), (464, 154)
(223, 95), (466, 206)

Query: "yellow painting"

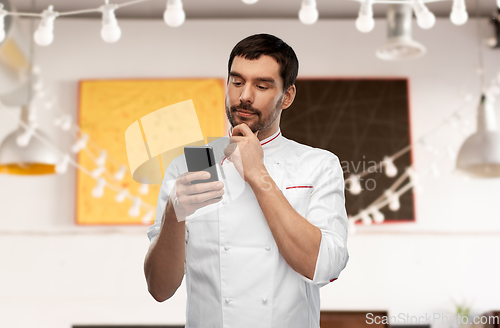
(77, 79), (227, 225)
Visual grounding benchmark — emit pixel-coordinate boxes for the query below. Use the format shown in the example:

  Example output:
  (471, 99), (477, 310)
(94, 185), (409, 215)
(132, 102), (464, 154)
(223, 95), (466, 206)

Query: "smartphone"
(184, 146), (220, 185)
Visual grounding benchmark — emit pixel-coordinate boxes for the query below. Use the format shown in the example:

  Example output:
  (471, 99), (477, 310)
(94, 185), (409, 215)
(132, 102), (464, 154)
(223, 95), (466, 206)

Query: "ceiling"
(9, 0), (498, 19)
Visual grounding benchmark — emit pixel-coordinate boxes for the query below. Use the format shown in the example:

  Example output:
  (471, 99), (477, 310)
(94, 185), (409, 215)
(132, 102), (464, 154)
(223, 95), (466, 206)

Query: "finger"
(224, 143), (237, 157)
(193, 194), (223, 209)
(232, 123), (253, 137)
(180, 171), (211, 185)
(185, 180), (224, 195)
(186, 188), (225, 205)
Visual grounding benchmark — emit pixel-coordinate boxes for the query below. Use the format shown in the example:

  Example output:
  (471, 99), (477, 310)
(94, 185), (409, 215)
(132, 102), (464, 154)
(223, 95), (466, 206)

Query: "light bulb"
(100, 4), (121, 43)
(71, 134), (88, 153)
(360, 210), (372, 225)
(370, 207), (385, 224)
(299, 0), (318, 25)
(139, 183), (149, 195)
(115, 189), (128, 203)
(356, 15), (375, 33)
(384, 190), (400, 211)
(141, 210), (154, 224)
(55, 154), (70, 174)
(129, 197), (142, 217)
(92, 178), (106, 198)
(91, 166), (105, 179)
(383, 156), (398, 177)
(0, 4), (7, 43)
(114, 165), (127, 181)
(34, 6), (58, 46)
(413, 0), (435, 29)
(95, 150), (107, 167)
(242, 0), (258, 4)
(164, 0), (186, 28)
(355, 0), (374, 32)
(347, 173), (362, 195)
(450, 7), (468, 25)
(406, 167), (423, 193)
(61, 115), (72, 131)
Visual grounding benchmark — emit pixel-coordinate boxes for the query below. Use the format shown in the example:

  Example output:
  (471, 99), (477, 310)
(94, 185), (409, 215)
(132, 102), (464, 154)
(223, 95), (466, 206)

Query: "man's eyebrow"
(229, 71), (276, 85)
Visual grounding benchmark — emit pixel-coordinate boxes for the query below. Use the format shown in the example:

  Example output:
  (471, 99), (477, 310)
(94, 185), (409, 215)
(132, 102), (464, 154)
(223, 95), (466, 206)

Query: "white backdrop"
(0, 17), (499, 328)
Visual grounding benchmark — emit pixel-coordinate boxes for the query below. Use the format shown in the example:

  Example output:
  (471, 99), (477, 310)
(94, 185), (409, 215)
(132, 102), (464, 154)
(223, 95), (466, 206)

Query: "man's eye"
(232, 81), (243, 86)
(257, 85), (268, 90)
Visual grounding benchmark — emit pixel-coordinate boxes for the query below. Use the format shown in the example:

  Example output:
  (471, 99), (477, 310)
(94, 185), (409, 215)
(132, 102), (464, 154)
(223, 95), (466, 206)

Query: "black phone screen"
(184, 146), (220, 185)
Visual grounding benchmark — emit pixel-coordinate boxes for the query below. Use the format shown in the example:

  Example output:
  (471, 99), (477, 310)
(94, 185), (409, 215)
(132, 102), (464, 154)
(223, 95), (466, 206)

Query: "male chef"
(144, 34), (349, 328)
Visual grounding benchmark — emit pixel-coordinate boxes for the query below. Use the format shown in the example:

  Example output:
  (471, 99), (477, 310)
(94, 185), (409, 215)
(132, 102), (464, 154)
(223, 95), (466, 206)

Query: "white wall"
(0, 17), (500, 328)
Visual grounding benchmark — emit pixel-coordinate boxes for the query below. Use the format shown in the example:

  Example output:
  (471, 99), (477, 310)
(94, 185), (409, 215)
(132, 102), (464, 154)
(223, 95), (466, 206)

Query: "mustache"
(230, 103), (260, 115)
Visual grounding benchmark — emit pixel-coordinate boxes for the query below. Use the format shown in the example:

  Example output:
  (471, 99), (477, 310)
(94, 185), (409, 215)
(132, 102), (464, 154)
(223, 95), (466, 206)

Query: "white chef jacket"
(147, 128), (349, 328)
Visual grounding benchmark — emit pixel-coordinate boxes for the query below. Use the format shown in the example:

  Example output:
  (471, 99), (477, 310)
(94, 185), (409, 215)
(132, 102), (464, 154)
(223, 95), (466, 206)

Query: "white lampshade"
(456, 95), (500, 178)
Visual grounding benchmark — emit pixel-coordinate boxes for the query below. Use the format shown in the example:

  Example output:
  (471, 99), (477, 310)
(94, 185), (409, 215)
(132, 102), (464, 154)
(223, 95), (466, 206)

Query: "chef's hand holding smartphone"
(168, 146), (224, 219)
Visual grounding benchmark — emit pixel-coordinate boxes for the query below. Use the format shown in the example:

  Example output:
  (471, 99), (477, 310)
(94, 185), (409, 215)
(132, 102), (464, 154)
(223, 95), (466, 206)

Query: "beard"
(225, 94), (284, 134)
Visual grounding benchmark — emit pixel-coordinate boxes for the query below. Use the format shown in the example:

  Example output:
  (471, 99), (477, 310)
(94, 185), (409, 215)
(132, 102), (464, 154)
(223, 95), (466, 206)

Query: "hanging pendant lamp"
(0, 104), (59, 175)
(376, 4), (426, 61)
(455, 94), (500, 178)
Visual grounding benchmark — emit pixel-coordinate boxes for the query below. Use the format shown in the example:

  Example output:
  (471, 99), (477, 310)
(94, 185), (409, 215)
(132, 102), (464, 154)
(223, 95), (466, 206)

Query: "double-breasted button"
(224, 245), (230, 251)
(265, 245), (271, 251)
(225, 298), (231, 304)
(262, 297), (268, 303)
(222, 199), (228, 205)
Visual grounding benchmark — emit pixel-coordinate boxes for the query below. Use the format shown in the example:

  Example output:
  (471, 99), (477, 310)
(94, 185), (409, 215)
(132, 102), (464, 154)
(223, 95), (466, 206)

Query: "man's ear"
(281, 85), (296, 110)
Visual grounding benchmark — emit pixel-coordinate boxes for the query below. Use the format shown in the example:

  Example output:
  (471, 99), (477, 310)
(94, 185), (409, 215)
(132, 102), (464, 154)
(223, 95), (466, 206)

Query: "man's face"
(225, 55), (288, 135)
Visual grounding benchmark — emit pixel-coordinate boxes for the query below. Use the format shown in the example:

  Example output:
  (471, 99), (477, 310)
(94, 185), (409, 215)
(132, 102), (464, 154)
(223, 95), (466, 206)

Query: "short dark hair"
(228, 34), (299, 92)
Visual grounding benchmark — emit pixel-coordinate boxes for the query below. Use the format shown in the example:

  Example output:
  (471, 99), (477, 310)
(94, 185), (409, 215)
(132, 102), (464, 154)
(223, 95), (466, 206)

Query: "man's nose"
(239, 85), (254, 104)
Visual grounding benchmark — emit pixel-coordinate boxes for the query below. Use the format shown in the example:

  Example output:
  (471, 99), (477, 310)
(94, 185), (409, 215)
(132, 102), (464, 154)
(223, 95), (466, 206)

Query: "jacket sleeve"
(146, 156), (181, 247)
(299, 153), (349, 287)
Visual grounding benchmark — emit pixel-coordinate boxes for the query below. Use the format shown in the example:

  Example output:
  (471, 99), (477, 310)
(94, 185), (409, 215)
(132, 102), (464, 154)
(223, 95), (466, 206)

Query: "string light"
(406, 167), (422, 193)
(412, 0), (436, 29)
(299, 0), (319, 25)
(450, 0), (468, 25)
(114, 165), (127, 181)
(347, 173), (362, 195)
(100, 2), (121, 43)
(55, 153), (71, 174)
(129, 197), (142, 217)
(139, 183), (149, 195)
(92, 178), (106, 198)
(242, 0), (259, 4)
(360, 210), (372, 225)
(115, 188), (129, 203)
(71, 134), (89, 153)
(355, 0), (374, 33)
(95, 150), (107, 167)
(384, 190), (400, 211)
(0, 4), (7, 43)
(16, 122), (38, 147)
(141, 209), (155, 224)
(369, 206), (385, 223)
(164, 0), (186, 27)
(34, 6), (58, 46)
(383, 156), (398, 178)
(91, 166), (105, 179)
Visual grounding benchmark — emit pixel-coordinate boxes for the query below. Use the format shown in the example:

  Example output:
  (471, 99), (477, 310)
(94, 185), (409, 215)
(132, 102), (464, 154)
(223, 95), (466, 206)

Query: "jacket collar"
(227, 127), (282, 151)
